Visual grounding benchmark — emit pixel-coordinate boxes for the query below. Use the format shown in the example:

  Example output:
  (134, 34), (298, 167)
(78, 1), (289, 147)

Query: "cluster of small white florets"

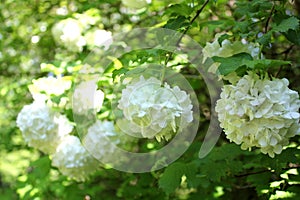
(215, 72), (300, 157)
(72, 80), (104, 115)
(83, 120), (119, 161)
(51, 135), (99, 182)
(52, 18), (86, 52)
(28, 76), (72, 107)
(16, 101), (73, 154)
(51, 18), (112, 52)
(118, 76), (193, 141)
(16, 99), (115, 181)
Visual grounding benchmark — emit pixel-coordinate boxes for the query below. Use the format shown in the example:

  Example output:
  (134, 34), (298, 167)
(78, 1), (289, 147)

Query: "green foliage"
(1, 0), (299, 199)
(273, 16), (300, 33)
(158, 162), (198, 194)
(213, 53), (291, 75)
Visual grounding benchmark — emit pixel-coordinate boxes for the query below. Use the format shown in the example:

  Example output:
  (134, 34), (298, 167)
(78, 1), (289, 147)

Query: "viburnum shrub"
(4, 0), (300, 199)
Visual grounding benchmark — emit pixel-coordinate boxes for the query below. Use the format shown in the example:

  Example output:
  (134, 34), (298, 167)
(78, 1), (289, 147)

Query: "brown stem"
(235, 165), (300, 178)
(164, 0), (210, 66)
(264, 2), (275, 34)
(177, 0), (210, 46)
(274, 45), (294, 77)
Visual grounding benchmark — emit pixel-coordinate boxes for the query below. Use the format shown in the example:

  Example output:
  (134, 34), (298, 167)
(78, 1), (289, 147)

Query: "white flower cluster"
(118, 76), (193, 141)
(52, 18), (112, 52)
(17, 100), (102, 181)
(29, 76), (72, 97)
(202, 34), (261, 82)
(83, 120), (119, 161)
(72, 80), (104, 115)
(16, 101), (73, 154)
(28, 76), (72, 107)
(52, 18), (86, 52)
(84, 29), (112, 50)
(51, 135), (99, 182)
(216, 72), (300, 157)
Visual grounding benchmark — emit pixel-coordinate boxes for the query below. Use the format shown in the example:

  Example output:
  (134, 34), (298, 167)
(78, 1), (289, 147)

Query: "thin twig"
(164, 0), (210, 67)
(271, 45), (294, 56)
(234, 169), (270, 178)
(264, 2), (276, 33)
(235, 165), (300, 178)
(177, 0), (210, 47)
(274, 45), (294, 77)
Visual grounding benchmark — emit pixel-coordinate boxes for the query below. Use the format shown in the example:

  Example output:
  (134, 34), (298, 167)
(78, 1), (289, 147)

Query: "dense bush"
(1, 0), (300, 199)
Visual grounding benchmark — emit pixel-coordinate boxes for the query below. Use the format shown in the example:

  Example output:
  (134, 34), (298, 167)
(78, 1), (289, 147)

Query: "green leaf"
(200, 160), (228, 182)
(50, 94), (62, 105)
(213, 53), (290, 75)
(244, 59), (291, 69)
(200, 20), (234, 32)
(257, 32), (272, 45)
(234, 21), (250, 33)
(125, 67), (147, 76)
(212, 53), (253, 75)
(165, 4), (193, 17)
(158, 162), (198, 194)
(247, 172), (272, 195)
(206, 143), (246, 161)
(235, 0), (273, 18)
(273, 17), (300, 33)
(275, 148), (300, 165)
(284, 29), (300, 45)
(164, 16), (190, 30)
(29, 156), (51, 179)
(112, 68), (129, 80)
(198, 144), (247, 182)
(217, 33), (231, 45)
(260, 148), (300, 172)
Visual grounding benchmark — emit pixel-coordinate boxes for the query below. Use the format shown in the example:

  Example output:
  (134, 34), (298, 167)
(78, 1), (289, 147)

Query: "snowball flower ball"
(83, 120), (119, 161)
(216, 73), (300, 157)
(72, 80), (104, 115)
(51, 135), (99, 181)
(118, 76), (193, 141)
(16, 101), (73, 154)
(52, 18), (86, 52)
(28, 76), (72, 102)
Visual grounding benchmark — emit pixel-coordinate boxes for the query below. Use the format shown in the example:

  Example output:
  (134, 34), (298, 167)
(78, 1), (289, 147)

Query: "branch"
(234, 169), (270, 178)
(264, 2), (275, 33)
(178, 0), (210, 46)
(271, 45), (295, 56)
(235, 165), (300, 178)
(274, 45), (294, 77)
(164, 0), (210, 67)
